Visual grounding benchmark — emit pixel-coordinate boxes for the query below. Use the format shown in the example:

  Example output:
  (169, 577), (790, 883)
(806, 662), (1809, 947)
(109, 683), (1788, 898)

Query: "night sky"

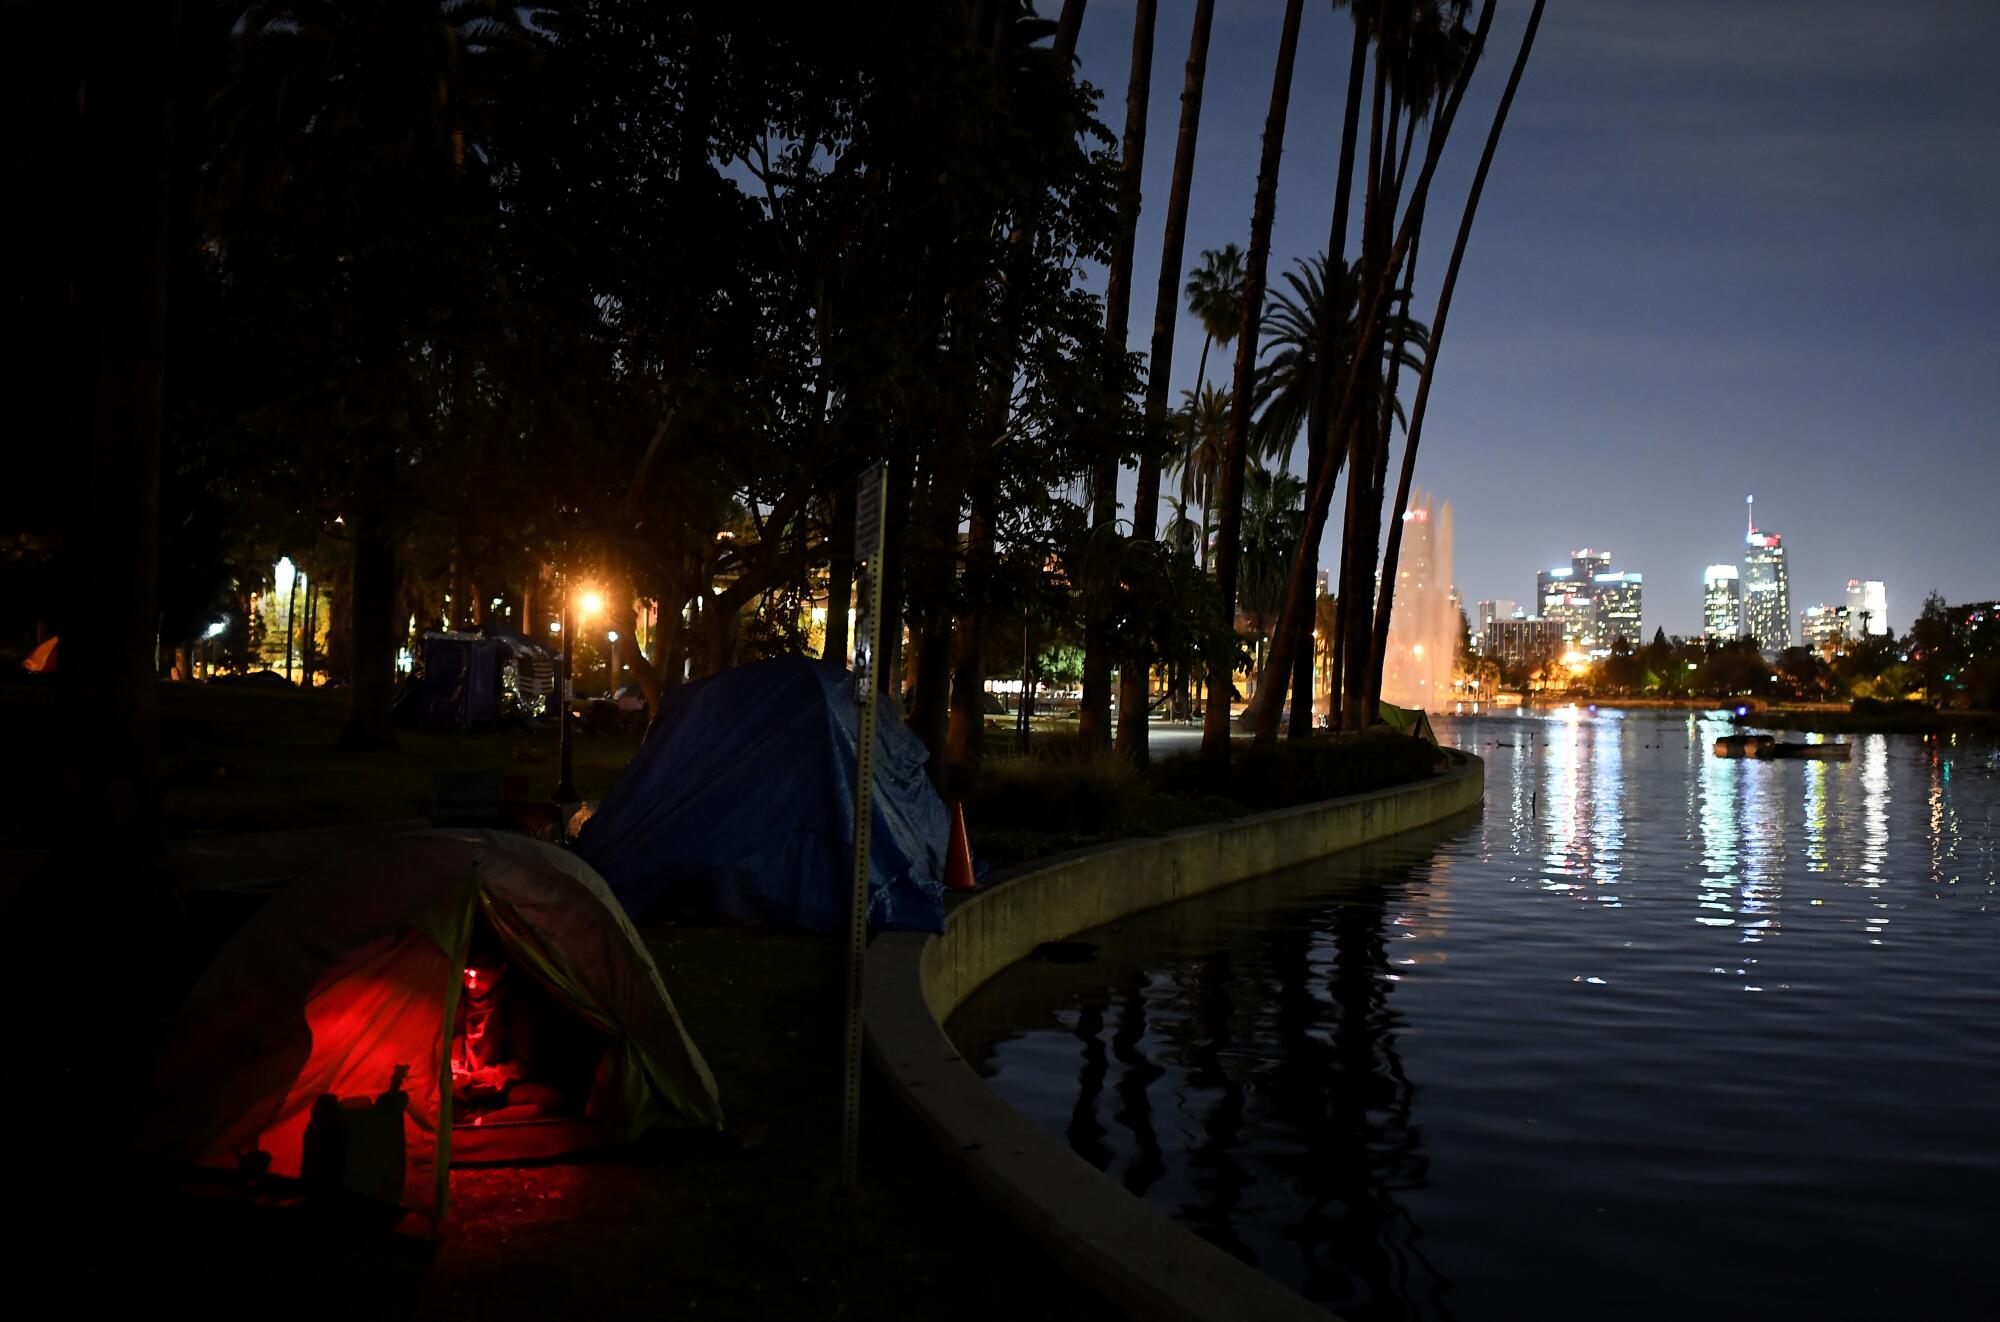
(1080, 0), (2000, 637)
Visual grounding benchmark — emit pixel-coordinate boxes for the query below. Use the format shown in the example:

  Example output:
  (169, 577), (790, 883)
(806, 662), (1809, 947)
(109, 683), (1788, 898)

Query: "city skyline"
(1082, 2), (1997, 637)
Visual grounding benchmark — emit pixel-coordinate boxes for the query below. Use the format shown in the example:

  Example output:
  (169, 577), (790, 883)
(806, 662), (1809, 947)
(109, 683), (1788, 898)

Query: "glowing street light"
(553, 577), (607, 815)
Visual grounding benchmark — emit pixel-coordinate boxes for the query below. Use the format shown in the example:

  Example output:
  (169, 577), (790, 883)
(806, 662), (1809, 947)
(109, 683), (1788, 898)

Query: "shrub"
(965, 745), (1147, 840)
(1154, 729), (1438, 812)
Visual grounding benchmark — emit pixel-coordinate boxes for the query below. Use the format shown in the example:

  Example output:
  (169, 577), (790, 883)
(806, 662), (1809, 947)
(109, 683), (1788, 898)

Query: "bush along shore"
(965, 729), (1443, 870)
(1733, 699), (2000, 737)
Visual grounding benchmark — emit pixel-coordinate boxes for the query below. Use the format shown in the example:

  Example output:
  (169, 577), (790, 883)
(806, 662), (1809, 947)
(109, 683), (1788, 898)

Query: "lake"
(948, 709), (2000, 1320)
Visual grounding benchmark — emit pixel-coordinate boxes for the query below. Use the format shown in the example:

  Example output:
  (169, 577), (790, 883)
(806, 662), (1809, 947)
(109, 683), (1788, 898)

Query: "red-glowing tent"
(137, 831), (722, 1223)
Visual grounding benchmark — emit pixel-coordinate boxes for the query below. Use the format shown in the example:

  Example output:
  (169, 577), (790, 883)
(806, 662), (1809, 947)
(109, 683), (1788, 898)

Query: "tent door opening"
(450, 917), (615, 1165)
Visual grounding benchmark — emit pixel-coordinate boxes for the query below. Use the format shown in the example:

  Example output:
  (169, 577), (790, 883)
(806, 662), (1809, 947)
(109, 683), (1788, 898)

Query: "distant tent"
(138, 831), (722, 1223)
(1376, 701), (1438, 744)
(576, 655), (948, 934)
(397, 629), (558, 728)
(21, 636), (56, 673)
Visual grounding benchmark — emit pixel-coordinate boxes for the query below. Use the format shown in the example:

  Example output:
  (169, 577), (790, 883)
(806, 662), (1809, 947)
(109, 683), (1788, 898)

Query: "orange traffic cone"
(944, 802), (979, 892)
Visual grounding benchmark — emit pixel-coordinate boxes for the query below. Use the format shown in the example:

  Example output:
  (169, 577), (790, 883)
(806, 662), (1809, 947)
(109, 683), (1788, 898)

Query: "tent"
(398, 629), (559, 728)
(138, 831), (722, 1223)
(1376, 700), (1439, 744)
(575, 655), (948, 934)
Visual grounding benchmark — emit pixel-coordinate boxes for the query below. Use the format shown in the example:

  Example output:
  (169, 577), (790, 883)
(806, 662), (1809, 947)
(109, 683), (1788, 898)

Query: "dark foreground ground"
(0, 680), (1097, 1321)
(0, 676), (1434, 1320)
(7, 891), (1096, 1322)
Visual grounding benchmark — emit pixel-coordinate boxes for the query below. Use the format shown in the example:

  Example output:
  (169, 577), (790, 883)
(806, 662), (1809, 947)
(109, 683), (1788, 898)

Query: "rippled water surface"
(948, 711), (2000, 1319)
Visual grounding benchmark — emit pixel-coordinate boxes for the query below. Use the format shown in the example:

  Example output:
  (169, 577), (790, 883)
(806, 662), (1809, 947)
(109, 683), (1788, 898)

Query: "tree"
(1184, 244), (1247, 402)
(1200, 0), (1307, 771)
(1077, 0), (1158, 758)
(1247, 0), (1498, 742)
(210, 0), (534, 748)
(1236, 463), (1306, 669)
(1119, 0), (1217, 766)
(62, 0), (181, 886)
(1366, 0), (1545, 719)
(1165, 385), (1231, 572)
(1250, 255), (1425, 478)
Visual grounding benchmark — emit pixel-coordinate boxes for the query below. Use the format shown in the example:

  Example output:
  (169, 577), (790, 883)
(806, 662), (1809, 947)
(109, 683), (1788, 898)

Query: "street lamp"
(552, 582), (601, 818)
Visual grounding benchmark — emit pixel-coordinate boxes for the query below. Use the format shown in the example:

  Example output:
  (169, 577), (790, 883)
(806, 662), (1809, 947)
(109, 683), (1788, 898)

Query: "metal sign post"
(841, 461), (890, 1190)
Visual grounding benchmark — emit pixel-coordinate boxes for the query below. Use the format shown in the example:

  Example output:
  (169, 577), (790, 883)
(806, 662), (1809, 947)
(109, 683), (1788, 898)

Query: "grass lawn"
(0, 676), (643, 843)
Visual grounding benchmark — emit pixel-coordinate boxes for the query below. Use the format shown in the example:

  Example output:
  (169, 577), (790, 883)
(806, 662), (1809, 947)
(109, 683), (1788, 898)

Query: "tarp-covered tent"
(576, 655), (948, 934)
(137, 831), (722, 1222)
(1376, 700), (1439, 744)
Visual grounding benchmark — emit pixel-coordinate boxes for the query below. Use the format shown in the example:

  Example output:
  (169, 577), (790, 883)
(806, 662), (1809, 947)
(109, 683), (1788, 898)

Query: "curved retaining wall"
(863, 754), (1484, 1322)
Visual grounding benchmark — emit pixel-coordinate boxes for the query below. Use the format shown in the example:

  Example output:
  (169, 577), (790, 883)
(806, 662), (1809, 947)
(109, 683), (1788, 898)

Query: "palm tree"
(1184, 244), (1246, 396)
(1200, 0), (1306, 771)
(1237, 463), (1305, 669)
(1251, 254), (1426, 477)
(1120, 0), (1216, 766)
(1163, 384), (1230, 572)
(1080, 0), (1159, 757)
(1368, 0), (1546, 712)
(1246, 0), (1497, 744)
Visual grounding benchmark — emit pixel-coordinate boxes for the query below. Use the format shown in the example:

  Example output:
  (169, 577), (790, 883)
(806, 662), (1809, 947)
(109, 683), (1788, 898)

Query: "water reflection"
(953, 710), (2000, 1320)
(957, 844), (1458, 1321)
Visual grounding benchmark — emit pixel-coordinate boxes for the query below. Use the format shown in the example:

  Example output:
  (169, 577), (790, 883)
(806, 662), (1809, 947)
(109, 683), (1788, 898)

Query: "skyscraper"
(1591, 571), (1643, 648)
(1703, 564), (1742, 641)
(1537, 566), (1591, 650)
(1537, 549), (1637, 653)
(1845, 579), (1889, 638)
(1476, 598), (1520, 639)
(1802, 604), (1849, 654)
(1742, 497), (1792, 652)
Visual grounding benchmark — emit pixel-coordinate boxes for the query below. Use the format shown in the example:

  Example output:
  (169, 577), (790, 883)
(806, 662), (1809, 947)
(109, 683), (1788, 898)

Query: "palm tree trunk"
(876, 456), (913, 703)
(1055, 0), (1088, 56)
(1339, 56), (1396, 733)
(1370, 0), (1546, 715)
(1200, 0), (1306, 772)
(1246, 0), (1498, 744)
(1118, 0), (1214, 767)
(944, 480), (992, 776)
(1081, 0), (1158, 758)
(909, 458), (960, 782)
(1285, 421), (1327, 737)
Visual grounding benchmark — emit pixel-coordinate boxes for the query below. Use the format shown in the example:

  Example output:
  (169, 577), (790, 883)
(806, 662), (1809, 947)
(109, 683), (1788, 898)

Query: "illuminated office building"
(1845, 579), (1888, 639)
(1476, 599), (1520, 644)
(1703, 564), (1742, 642)
(1802, 604), (1849, 654)
(1537, 549), (1635, 654)
(1592, 572), (1643, 649)
(1742, 497), (1792, 652)
(1482, 617), (1566, 670)
(1536, 568), (1592, 649)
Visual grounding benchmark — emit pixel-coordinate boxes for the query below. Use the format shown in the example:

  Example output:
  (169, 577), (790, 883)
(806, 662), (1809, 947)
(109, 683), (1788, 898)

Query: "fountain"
(1378, 488), (1456, 712)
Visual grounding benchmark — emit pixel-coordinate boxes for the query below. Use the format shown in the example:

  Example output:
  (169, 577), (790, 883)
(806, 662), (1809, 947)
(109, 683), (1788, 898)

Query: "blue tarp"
(575, 655), (949, 934)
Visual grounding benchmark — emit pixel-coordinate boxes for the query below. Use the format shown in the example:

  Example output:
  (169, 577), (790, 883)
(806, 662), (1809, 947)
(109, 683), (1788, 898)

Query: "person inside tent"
(451, 922), (611, 1133)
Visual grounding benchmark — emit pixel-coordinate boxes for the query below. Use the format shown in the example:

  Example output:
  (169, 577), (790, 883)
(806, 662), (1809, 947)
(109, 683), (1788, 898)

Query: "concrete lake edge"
(863, 752), (1486, 1322)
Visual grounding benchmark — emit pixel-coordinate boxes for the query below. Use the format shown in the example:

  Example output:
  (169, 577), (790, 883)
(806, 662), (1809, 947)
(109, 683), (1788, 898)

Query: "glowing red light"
(464, 966), (481, 988)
